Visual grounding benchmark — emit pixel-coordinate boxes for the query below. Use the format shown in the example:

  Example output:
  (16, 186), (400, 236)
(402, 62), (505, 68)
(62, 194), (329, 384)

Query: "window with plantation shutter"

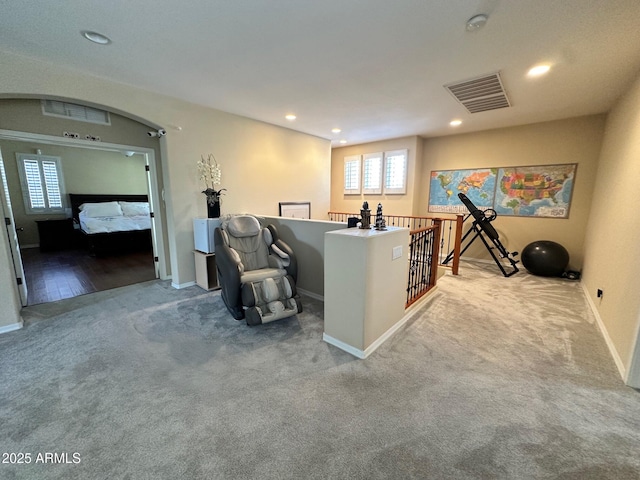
(383, 149), (408, 194)
(16, 153), (66, 214)
(362, 152), (383, 195)
(344, 155), (361, 194)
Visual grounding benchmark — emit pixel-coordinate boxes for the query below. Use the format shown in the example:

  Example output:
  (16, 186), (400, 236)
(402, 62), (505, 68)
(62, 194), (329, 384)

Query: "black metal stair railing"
(405, 220), (441, 308)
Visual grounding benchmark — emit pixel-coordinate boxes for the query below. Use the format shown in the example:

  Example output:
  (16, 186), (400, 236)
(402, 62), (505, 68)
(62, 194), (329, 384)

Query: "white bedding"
(79, 210), (151, 234)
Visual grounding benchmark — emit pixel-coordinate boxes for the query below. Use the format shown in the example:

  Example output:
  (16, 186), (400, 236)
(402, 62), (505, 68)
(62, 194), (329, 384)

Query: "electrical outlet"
(392, 245), (402, 260)
(597, 289), (603, 298)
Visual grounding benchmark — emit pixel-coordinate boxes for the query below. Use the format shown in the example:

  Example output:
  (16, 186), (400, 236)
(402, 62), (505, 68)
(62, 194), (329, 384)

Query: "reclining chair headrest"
(227, 215), (262, 238)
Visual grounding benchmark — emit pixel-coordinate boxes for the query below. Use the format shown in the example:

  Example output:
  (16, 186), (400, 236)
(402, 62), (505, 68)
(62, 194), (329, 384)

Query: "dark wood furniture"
(36, 218), (74, 252)
(68, 193), (152, 256)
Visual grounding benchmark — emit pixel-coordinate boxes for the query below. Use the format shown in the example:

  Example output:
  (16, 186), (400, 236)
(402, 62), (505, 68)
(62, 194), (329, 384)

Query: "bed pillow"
(79, 201), (124, 218)
(119, 201), (150, 216)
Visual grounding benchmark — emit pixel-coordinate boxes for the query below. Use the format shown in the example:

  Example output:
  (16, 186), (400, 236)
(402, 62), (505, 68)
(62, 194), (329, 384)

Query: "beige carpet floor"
(1, 261), (639, 479)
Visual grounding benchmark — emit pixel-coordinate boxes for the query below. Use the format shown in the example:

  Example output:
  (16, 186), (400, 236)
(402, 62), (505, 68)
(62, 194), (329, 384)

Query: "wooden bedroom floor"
(20, 247), (157, 306)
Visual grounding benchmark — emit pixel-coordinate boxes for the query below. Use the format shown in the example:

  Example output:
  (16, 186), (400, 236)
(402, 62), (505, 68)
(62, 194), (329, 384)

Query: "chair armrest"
(267, 224), (298, 282)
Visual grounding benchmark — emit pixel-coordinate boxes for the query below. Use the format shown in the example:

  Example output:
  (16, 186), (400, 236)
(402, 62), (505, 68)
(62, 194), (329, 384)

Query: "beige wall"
(0, 99), (161, 150)
(259, 216), (346, 297)
(1, 139), (147, 245)
(324, 227), (409, 354)
(419, 115), (606, 269)
(330, 136), (422, 217)
(329, 119), (605, 270)
(161, 105), (330, 288)
(581, 72), (640, 386)
(0, 49), (331, 327)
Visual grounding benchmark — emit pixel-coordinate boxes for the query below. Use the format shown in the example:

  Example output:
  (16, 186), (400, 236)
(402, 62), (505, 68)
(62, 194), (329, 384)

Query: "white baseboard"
(323, 288), (438, 359)
(323, 333), (367, 359)
(171, 280), (196, 289)
(297, 287), (323, 302)
(0, 321), (23, 335)
(581, 282), (626, 381)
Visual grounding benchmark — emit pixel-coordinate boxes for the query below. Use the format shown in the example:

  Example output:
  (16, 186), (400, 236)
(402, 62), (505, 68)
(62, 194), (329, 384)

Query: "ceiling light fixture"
(465, 14), (488, 32)
(332, 128), (341, 134)
(527, 65), (551, 77)
(285, 114), (297, 121)
(339, 139), (347, 144)
(450, 120), (462, 127)
(81, 30), (111, 45)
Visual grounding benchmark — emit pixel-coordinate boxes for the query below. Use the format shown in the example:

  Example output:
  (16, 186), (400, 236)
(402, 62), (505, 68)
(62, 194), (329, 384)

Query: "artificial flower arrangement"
(197, 153), (226, 207)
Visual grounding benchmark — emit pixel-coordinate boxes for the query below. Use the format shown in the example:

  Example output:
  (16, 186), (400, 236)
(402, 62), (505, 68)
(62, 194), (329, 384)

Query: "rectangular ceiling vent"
(444, 72), (510, 113)
(41, 100), (111, 125)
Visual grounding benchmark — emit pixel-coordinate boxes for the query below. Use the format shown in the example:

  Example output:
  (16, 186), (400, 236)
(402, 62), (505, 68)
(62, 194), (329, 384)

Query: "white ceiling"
(2, 0), (640, 146)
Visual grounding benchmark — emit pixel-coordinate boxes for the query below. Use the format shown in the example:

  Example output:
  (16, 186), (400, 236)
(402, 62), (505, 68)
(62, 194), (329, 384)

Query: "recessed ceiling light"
(527, 65), (551, 77)
(465, 14), (488, 32)
(81, 31), (111, 45)
(332, 128), (341, 134)
(339, 139), (347, 144)
(450, 119), (462, 127)
(285, 114), (297, 121)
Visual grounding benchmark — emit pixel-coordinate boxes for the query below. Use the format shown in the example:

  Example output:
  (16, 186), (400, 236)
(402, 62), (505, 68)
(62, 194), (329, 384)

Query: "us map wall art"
(428, 164), (577, 218)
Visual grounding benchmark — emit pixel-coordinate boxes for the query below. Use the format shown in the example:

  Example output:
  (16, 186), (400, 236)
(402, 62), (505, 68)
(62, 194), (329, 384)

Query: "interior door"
(0, 155), (28, 306)
(144, 155), (161, 279)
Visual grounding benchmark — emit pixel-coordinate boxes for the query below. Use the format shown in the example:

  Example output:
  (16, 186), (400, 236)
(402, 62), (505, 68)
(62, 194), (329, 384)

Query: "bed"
(69, 193), (153, 256)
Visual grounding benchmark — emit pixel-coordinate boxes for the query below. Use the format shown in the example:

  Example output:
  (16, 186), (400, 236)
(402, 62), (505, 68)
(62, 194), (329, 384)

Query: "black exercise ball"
(521, 240), (569, 277)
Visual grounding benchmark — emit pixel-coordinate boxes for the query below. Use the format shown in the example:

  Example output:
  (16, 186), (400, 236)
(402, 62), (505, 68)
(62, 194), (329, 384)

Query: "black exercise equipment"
(442, 193), (519, 277)
(521, 240), (569, 277)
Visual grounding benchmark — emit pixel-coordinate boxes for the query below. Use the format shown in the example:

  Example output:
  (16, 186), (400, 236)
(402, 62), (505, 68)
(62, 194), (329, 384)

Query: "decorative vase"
(207, 201), (221, 218)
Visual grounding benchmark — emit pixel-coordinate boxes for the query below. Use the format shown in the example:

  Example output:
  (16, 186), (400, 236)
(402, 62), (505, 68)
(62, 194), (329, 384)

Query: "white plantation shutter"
(24, 159), (46, 208)
(384, 149), (408, 194)
(42, 161), (63, 208)
(362, 153), (382, 194)
(344, 155), (361, 194)
(16, 154), (65, 213)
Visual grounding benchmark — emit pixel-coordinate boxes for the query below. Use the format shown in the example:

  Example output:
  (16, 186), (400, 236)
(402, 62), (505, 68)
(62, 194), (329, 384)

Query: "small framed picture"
(279, 202), (311, 219)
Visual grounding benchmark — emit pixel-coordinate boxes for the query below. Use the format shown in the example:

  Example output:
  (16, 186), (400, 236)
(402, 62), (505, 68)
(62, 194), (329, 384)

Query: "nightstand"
(36, 218), (74, 252)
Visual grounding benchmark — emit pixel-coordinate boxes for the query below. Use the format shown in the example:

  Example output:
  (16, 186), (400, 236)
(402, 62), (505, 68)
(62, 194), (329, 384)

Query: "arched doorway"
(0, 98), (170, 305)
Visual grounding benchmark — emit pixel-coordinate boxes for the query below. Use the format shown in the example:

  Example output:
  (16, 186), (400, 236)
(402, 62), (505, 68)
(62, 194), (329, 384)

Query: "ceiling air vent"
(41, 100), (111, 125)
(444, 72), (510, 113)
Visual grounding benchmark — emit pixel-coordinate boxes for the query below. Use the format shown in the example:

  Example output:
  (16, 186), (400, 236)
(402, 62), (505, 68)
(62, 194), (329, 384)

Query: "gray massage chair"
(213, 215), (302, 325)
